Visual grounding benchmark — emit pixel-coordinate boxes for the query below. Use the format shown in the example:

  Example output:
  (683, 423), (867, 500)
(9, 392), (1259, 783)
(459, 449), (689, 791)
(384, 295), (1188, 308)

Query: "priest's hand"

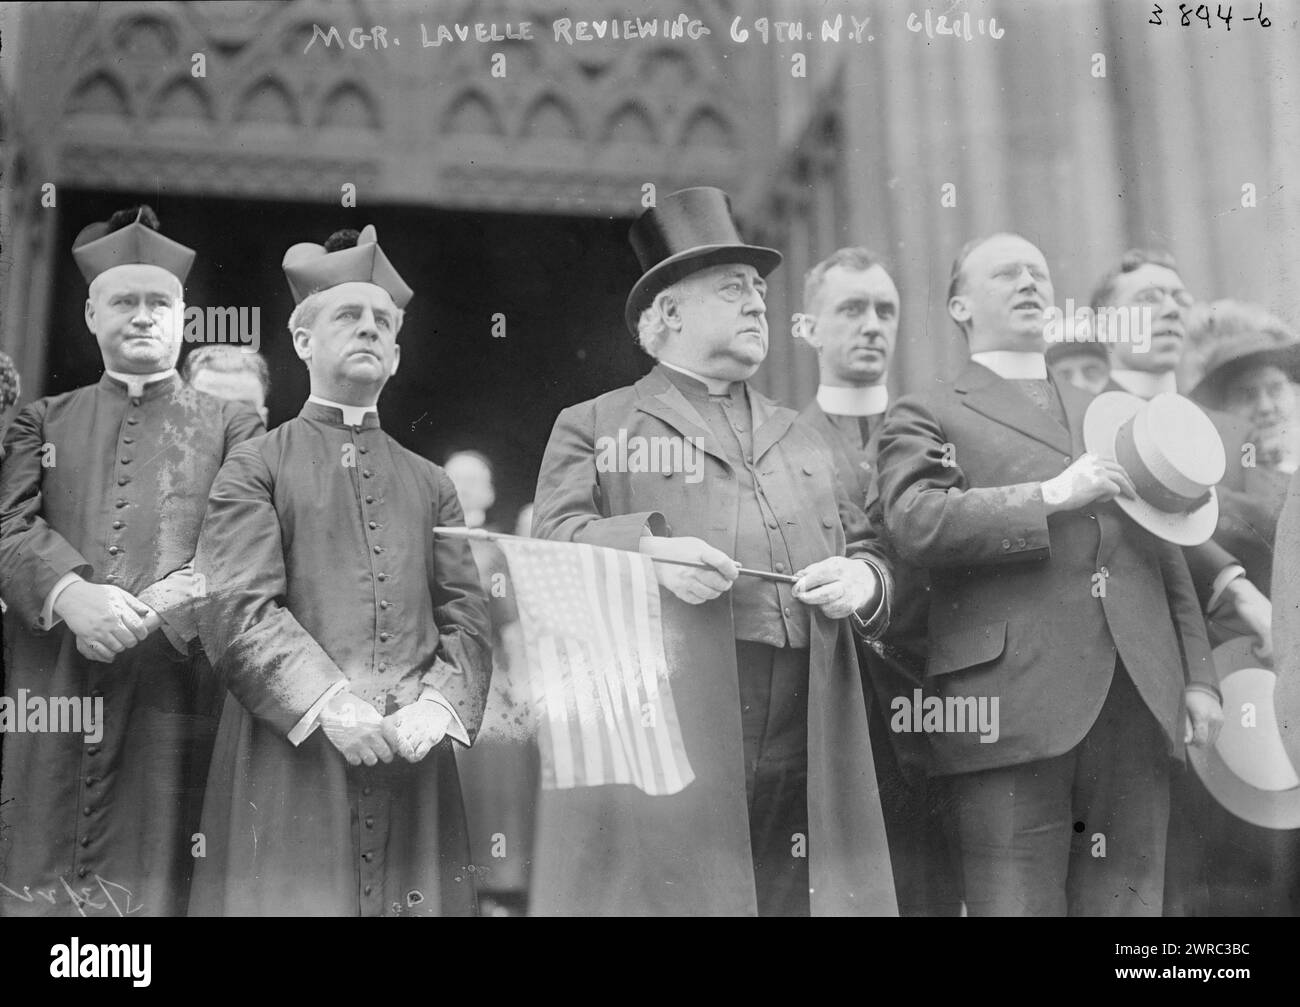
(639, 535), (739, 605)
(793, 557), (879, 620)
(320, 691), (394, 766)
(57, 582), (155, 663)
(382, 699), (452, 763)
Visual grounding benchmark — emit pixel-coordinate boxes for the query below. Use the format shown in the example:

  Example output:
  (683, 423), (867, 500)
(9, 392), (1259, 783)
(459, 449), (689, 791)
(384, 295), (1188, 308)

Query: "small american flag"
(495, 536), (695, 796)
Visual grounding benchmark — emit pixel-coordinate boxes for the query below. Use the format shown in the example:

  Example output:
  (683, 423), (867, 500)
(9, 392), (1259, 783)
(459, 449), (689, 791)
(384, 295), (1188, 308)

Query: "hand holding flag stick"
(433, 527), (801, 584)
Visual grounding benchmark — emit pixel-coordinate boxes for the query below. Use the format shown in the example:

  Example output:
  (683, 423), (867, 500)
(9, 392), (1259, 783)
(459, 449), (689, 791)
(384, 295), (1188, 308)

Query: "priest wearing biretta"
(0, 205), (264, 916)
(188, 225), (491, 916)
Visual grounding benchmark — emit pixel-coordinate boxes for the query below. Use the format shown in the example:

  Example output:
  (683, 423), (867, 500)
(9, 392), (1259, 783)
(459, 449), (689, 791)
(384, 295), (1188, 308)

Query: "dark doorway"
(49, 192), (650, 525)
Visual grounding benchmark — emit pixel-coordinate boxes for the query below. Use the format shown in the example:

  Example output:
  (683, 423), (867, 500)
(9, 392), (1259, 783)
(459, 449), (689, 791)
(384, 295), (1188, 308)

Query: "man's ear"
(661, 293), (684, 332)
(291, 327), (313, 362)
(389, 342), (401, 378)
(84, 297), (97, 334)
(794, 313), (821, 350)
(947, 295), (972, 328)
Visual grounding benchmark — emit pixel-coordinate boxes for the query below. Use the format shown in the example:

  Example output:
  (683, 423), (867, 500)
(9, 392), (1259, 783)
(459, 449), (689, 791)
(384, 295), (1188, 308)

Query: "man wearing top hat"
(874, 232), (1220, 916)
(188, 226), (491, 917)
(530, 187), (898, 917)
(0, 205), (264, 916)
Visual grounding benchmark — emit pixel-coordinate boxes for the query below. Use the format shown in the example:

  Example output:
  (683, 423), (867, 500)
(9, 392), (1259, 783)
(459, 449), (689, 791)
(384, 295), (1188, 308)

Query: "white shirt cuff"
(1208, 564), (1246, 614)
(420, 689), (471, 746)
(41, 572), (85, 630)
(287, 680), (349, 747)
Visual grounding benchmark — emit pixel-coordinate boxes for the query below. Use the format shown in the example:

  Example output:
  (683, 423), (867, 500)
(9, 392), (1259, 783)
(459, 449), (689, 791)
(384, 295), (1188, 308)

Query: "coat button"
(362, 786), (372, 796)
(122, 437), (134, 445)
(80, 836), (90, 848)
(126, 417), (138, 425)
(83, 806), (93, 816)
(117, 476), (130, 486)
(87, 746), (100, 756)
(115, 499), (128, 508)
(368, 521), (377, 530)
(362, 851), (374, 862)
(77, 866), (89, 878)
(359, 446), (368, 454)
(775, 562), (786, 573)
(364, 885), (373, 896)
(380, 600), (390, 609)
(112, 521), (124, 530)
(365, 816), (374, 828)
(822, 517), (834, 529)
(377, 573), (387, 582)
(85, 776), (96, 786)
(373, 546), (383, 555)
(365, 496), (375, 504)
(802, 464), (814, 475)
(107, 546), (120, 556)
(379, 632), (390, 642)
(767, 519), (777, 529)
(783, 607), (792, 617)
(362, 470), (372, 479)
(119, 457), (132, 465)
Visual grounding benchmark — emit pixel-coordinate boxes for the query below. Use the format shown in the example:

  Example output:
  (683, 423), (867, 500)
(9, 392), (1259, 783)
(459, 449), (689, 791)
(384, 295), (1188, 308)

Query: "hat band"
(1115, 417), (1211, 514)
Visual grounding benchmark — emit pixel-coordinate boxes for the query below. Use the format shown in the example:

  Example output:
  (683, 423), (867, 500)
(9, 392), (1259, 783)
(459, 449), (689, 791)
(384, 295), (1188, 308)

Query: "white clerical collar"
(816, 384), (889, 418)
(308, 394), (378, 426)
(659, 360), (736, 396)
(969, 351), (1047, 380)
(1111, 369), (1178, 400)
(105, 368), (175, 398)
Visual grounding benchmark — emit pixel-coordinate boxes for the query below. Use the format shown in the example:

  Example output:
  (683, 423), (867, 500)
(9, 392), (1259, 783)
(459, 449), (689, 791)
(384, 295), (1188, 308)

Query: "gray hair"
(287, 288), (405, 337)
(636, 282), (684, 358)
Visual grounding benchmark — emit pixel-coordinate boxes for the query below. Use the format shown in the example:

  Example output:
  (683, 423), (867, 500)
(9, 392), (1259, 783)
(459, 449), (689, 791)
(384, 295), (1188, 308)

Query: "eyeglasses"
(1129, 286), (1194, 309)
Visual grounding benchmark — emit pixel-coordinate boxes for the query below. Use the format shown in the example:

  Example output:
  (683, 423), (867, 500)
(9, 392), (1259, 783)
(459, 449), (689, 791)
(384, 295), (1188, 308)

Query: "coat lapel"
(633, 368), (732, 469)
(955, 361), (1072, 455)
(750, 388), (798, 464)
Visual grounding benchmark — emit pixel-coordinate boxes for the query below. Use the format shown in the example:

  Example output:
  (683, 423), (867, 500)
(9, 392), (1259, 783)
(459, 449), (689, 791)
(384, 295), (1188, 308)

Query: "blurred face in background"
(445, 452), (495, 528)
(1049, 351), (1111, 396)
(190, 366), (268, 424)
(1220, 363), (1297, 465)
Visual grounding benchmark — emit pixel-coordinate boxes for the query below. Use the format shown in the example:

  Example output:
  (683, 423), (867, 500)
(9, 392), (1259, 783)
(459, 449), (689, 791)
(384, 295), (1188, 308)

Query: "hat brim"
(624, 244), (783, 336)
(1082, 391), (1219, 546)
(1188, 637), (1300, 830)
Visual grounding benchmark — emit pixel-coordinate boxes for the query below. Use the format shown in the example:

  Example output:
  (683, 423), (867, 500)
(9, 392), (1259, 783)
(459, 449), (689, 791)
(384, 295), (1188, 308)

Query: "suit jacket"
(529, 364), (897, 916)
(875, 362), (1213, 775)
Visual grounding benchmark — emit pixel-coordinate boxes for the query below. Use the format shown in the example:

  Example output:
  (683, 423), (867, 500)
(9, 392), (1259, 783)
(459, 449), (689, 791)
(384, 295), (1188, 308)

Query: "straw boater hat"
(1082, 391), (1225, 546)
(282, 224), (413, 308)
(72, 205), (195, 285)
(624, 186), (781, 336)
(1188, 637), (1300, 830)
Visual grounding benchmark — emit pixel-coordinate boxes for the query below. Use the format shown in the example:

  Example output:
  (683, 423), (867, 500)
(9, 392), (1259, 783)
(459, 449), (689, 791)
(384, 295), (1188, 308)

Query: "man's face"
(806, 264), (899, 386)
(665, 263), (768, 380)
(950, 235), (1054, 352)
(1049, 353), (1111, 396)
(85, 264), (184, 374)
(1220, 363), (1295, 445)
(1105, 263), (1191, 373)
(190, 367), (268, 424)
(293, 281), (401, 401)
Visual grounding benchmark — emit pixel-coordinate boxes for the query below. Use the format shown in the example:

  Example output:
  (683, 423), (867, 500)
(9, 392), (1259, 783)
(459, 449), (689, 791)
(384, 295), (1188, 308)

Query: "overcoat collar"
(633, 364), (798, 468)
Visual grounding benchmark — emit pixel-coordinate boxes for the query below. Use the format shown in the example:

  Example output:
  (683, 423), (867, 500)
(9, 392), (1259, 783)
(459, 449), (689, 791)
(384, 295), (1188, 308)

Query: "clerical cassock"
(0, 209), (263, 916)
(188, 226), (491, 917)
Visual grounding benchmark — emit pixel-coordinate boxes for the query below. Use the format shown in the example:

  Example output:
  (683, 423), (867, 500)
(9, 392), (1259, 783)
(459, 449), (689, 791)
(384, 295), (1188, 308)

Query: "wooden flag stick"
(433, 526), (802, 585)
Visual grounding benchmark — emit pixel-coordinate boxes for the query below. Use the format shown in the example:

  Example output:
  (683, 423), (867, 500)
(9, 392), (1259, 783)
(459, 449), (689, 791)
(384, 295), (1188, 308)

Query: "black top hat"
(624, 187), (781, 335)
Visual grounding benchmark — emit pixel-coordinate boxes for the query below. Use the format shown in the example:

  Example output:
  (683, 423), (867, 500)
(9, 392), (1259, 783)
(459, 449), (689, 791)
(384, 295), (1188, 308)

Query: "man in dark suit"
(875, 232), (1222, 916)
(531, 188), (898, 917)
(793, 247), (960, 916)
(1092, 250), (1272, 658)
